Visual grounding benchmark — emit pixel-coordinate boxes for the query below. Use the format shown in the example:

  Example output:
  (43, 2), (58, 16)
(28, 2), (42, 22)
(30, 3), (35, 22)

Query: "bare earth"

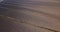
(0, 0), (60, 32)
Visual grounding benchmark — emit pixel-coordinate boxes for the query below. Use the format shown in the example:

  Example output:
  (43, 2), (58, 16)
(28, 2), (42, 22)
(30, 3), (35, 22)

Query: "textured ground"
(0, 0), (60, 32)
